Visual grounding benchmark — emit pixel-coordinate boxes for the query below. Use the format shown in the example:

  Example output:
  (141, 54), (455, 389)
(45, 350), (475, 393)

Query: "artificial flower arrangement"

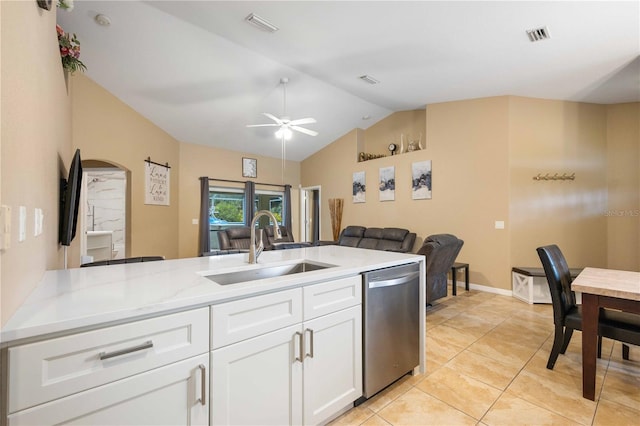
(58, 0), (74, 11)
(56, 0), (85, 74)
(56, 24), (86, 74)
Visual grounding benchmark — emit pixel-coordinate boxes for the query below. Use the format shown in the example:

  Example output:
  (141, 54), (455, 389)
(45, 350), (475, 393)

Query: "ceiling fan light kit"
(246, 78), (318, 140)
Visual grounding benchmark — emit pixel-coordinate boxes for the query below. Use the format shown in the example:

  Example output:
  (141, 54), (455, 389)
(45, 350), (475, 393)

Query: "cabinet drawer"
(211, 288), (302, 349)
(303, 275), (362, 320)
(8, 308), (209, 414)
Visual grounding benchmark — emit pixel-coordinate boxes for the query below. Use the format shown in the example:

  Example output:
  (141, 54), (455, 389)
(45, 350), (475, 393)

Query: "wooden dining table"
(571, 267), (640, 400)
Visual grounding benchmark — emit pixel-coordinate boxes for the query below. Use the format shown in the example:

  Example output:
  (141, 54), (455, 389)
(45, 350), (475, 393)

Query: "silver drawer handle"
(305, 328), (314, 359)
(294, 331), (304, 362)
(99, 340), (154, 360)
(198, 364), (206, 406)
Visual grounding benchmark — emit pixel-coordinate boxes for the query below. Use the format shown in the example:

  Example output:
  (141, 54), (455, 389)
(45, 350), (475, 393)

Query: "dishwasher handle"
(367, 271), (420, 289)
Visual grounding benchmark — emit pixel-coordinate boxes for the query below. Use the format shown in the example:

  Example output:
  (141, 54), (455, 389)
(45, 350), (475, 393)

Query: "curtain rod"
(205, 177), (288, 188)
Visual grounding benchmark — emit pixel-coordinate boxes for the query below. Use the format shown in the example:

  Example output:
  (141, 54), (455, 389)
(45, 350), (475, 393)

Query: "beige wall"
(509, 97), (608, 269)
(303, 97), (512, 290)
(1, 2), (72, 325)
(71, 74), (180, 261)
(178, 142), (301, 258)
(606, 103), (640, 271)
(303, 96), (640, 292)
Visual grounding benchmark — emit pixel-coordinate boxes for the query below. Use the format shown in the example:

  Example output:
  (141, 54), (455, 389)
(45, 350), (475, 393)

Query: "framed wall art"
(242, 157), (257, 178)
(379, 166), (395, 201)
(353, 171), (366, 203)
(412, 160), (432, 200)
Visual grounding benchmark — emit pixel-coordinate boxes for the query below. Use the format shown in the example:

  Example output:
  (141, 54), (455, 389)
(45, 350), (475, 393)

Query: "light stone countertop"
(1, 246), (424, 346)
(571, 267), (640, 300)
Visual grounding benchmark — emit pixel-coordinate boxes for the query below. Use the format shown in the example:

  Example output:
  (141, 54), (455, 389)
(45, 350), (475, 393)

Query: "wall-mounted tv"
(59, 149), (83, 246)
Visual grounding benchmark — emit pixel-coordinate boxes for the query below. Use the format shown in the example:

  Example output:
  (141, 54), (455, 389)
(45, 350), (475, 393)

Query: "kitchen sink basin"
(205, 261), (336, 285)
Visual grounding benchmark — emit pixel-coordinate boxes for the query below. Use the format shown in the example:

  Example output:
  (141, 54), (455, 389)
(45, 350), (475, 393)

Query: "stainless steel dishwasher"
(360, 262), (421, 400)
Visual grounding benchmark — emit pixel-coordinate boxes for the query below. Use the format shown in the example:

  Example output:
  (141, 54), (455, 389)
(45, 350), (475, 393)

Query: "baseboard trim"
(449, 280), (512, 297)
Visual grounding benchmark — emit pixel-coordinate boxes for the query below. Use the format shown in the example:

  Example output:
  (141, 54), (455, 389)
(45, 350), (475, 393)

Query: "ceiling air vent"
(245, 13), (279, 33)
(526, 26), (551, 42)
(359, 75), (380, 85)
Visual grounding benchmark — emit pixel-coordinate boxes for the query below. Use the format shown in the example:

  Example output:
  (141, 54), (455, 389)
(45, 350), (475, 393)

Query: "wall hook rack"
(145, 157), (170, 169)
(533, 172), (575, 181)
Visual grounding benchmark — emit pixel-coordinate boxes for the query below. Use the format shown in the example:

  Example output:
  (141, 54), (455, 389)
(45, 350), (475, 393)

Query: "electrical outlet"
(192, 218), (199, 225)
(495, 220), (505, 229)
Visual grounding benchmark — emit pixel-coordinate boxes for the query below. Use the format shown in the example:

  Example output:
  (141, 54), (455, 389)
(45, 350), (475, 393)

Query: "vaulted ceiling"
(58, 1), (640, 161)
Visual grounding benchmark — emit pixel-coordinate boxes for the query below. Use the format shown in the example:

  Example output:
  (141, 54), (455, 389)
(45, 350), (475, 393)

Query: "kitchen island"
(1, 246), (425, 425)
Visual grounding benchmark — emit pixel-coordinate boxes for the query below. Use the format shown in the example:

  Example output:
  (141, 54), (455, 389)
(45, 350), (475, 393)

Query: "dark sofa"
(319, 225), (416, 253)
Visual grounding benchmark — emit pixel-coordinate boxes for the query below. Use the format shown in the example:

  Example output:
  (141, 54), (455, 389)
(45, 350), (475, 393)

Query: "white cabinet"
(7, 354), (209, 426)
(85, 230), (113, 262)
(210, 275), (362, 426)
(211, 324), (304, 426)
(6, 308), (210, 426)
(302, 305), (362, 425)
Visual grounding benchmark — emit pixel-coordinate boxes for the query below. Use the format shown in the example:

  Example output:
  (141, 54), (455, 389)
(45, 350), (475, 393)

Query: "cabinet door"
(211, 324), (303, 426)
(7, 354), (209, 426)
(303, 305), (362, 425)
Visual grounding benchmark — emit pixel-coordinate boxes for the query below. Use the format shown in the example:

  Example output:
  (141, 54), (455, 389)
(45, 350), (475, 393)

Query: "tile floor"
(330, 288), (640, 426)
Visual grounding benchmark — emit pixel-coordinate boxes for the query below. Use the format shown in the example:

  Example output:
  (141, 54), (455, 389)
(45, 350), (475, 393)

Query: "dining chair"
(537, 245), (640, 369)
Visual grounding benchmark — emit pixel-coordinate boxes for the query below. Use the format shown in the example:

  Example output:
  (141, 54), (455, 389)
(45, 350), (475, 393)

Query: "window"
(208, 186), (284, 249)
(254, 190), (283, 228)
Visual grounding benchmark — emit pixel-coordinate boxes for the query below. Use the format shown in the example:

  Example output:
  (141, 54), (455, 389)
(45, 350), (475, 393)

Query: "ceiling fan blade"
(246, 123), (278, 128)
(291, 126), (318, 137)
(288, 117), (316, 126)
(262, 112), (283, 125)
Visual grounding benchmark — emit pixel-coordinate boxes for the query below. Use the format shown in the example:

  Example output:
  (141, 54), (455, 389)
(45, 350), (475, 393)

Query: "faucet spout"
(248, 210), (281, 264)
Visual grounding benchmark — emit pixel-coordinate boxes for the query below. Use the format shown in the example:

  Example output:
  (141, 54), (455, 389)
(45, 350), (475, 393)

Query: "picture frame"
(353, 171), (366, 203)
(379, 166), (395, 201)
(412, 160), (432, 200)
(242, 157), (257, 178)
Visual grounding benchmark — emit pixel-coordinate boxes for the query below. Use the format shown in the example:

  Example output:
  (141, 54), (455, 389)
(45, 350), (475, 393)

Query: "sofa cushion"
(382, 228), (409, 241)
(338, 226), (366, 247)
(359, 228), (384, 249)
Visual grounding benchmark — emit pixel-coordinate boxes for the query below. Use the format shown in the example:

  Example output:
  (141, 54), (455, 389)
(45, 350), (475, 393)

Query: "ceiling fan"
(246, 78), (318, 140)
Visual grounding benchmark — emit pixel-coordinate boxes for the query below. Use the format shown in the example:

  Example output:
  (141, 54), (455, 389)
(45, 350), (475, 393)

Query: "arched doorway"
(79, 160), (131, 264)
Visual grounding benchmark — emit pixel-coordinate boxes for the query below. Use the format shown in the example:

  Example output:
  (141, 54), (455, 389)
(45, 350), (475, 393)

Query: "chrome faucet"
(249, 210), (282, 264)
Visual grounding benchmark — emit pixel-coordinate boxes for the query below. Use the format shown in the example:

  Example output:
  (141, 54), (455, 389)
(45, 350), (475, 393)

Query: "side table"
(450, 262), (469, 296)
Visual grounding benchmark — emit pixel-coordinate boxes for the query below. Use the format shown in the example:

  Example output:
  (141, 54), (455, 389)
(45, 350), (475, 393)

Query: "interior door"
(300, 186), (320, 243)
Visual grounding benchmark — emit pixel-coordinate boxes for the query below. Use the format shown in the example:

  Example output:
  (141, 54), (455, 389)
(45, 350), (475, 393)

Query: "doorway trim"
(299, 185), (321, 243)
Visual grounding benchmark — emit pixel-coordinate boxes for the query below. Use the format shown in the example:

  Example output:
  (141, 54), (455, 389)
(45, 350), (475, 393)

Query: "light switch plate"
(19, 206), (27, 242)
(495, 220), (505, 229)
(192, 218), (199, 225)
(34, 208), (44, 236)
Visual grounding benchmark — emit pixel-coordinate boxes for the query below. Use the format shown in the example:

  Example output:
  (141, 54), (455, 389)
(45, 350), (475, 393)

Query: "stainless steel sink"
(205, 261), (336, 285)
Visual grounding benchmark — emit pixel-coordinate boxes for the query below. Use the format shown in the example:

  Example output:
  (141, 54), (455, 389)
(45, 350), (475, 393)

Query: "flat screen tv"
(59, 149), (82, 246)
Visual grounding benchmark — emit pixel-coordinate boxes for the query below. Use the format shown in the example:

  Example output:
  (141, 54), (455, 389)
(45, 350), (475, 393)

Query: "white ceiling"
(58, 1), (640, 161)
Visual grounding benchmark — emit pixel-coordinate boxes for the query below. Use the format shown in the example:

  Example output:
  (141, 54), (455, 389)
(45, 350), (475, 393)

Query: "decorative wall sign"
(412, 160), (432, 200)
(379, 166), (395, 201)
(242, 157), (257, 178)
(353, 171), (366, 203)
(144, 160), (170, 205)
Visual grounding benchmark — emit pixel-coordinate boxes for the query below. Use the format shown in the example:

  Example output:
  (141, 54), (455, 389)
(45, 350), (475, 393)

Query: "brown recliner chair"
(263, 226), (311, 250)
(217, 227), (263, 251)
(417, 234), (464, 305)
